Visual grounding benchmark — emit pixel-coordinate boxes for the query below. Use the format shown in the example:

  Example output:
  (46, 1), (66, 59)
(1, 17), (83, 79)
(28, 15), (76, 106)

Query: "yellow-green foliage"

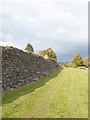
(39, 48), (57, 61)
(24, 43), (34, 53)
(69, 63), (77, 68)
(72, 53), (83, 66)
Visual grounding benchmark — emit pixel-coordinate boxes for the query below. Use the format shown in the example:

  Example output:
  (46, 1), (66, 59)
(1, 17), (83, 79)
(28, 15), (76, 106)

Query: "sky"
(0, 0), (88, 62)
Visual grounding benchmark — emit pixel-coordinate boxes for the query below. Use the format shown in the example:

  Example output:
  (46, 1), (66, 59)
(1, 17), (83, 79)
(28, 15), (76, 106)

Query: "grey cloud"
(0, 0), (88, 62)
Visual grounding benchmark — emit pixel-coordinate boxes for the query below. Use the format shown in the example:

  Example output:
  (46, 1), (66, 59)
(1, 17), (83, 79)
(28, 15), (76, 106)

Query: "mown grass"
(2, 67), (88, 118)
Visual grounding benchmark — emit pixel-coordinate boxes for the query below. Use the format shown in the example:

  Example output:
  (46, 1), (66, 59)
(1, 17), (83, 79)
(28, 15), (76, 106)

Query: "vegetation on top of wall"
(38, 48), (57, 61)
(24, 43), (34, 53)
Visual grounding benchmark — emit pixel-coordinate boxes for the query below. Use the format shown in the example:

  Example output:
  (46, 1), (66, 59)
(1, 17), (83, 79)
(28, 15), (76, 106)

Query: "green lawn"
(2, 67), (88, 118)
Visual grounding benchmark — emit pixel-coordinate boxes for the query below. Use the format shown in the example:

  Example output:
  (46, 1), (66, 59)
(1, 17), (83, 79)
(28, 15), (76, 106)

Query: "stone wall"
(2, 46), (59, 91)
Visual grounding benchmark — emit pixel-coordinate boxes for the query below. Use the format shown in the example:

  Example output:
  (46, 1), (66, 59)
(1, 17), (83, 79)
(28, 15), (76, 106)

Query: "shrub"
(69, 63), (77, 68)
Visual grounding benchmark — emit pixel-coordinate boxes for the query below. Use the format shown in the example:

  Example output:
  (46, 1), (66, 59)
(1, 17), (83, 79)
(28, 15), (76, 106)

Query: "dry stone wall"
(2, 46), (59, 91)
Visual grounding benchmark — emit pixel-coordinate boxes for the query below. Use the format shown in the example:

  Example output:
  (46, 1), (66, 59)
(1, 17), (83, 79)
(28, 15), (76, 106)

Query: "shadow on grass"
(2, 67), (63, 105)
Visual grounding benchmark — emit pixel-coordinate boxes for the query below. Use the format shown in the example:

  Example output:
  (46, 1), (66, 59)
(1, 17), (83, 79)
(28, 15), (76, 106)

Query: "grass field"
(2, 67), (88, 118)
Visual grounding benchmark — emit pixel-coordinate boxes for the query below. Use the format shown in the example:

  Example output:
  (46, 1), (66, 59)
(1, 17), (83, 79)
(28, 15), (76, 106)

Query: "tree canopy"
(72, 53), (83, 66)
(24, 43), (34, 53)
(39, 48), (57, 61)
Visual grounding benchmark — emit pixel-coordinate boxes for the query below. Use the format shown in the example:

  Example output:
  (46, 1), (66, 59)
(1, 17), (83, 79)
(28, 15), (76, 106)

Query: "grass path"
(2, 67), (88, 118)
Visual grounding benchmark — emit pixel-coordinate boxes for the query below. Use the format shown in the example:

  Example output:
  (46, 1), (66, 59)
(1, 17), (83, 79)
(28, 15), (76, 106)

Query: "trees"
(39, 48), (57, 61)
(24, 43), (34, 53)
(72, 53), (83, 66)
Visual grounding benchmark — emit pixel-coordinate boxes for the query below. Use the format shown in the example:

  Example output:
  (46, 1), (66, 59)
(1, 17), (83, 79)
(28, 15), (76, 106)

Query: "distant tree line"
(60, 53), (84, 68)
